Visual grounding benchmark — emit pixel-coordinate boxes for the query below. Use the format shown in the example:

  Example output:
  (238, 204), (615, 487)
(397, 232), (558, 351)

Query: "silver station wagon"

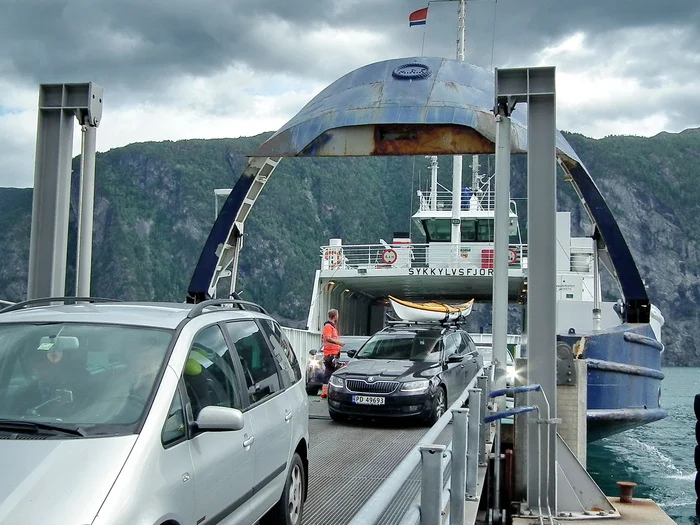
(0, 297), (309, 525)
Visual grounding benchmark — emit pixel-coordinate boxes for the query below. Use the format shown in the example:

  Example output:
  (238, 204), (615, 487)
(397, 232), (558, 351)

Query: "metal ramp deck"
(303, 396), (454, 525)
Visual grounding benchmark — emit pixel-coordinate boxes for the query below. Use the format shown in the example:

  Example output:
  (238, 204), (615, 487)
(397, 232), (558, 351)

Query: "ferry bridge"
(21, 51), (670, 524)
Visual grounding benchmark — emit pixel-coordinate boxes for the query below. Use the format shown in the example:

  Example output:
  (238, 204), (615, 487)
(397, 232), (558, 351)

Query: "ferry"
(304, 150), (666, 442)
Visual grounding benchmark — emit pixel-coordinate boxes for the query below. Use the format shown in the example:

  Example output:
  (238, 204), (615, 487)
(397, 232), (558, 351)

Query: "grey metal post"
(492, 112), (511, 413)
(477, 374), (489, 466)
(496, 67), (558, 513)
(420, 445), (445, 525)
(27, 83), (103, 300)
(75, 124), (98, 296)
(466, 388), (481, 498)
(450, 409), (469, 525)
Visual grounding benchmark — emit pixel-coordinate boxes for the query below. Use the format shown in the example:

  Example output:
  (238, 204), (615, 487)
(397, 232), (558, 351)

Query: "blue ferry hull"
(559, 323), (666, 442)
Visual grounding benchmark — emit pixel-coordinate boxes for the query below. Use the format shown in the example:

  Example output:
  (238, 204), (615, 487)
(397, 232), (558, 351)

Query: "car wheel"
(329, 408), (349, 423)
(261, 452), (305, 525)
(306, 384), (319, 395)
(426, 386), (447, 425)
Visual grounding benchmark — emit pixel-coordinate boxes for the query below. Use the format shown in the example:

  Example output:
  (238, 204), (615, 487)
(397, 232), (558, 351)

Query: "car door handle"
(243, 435), (255, 447)
(285, 411), (293, 422)
(460, 364), (465, 368)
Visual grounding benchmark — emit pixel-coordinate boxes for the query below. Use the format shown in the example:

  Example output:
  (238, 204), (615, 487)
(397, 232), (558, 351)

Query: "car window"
(0, 323), (172, 435)
(260, 319), (302, 384)
(443, 333), (461, 357)
(162, 389), (186, 448)
(225, 320), (281, 405)
(457, 332), (476, 355)
(183, 325), (242, 420)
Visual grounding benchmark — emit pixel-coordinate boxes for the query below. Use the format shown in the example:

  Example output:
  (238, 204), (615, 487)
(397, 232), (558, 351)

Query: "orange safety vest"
(322, 321), (341, 356)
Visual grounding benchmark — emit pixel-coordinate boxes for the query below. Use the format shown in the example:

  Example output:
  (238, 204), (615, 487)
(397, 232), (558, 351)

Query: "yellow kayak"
(388, 296), (474, 322)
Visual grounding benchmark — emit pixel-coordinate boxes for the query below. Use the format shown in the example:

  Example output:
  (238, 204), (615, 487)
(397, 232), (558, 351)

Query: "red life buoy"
(382, 249), (398, 265)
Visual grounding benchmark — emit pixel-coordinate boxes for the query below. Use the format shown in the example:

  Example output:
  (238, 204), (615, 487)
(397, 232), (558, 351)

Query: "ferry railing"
(569, 252), (593, 273)
(281, 327), (321, 376)
(417, 190), (499, 212)
(320, 243), (528, 271)
(348, 365), (493, 525)
(416, 190), (524, 215)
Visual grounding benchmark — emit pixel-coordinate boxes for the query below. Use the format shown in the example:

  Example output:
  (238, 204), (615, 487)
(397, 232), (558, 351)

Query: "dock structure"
(24, 54), (672, 525)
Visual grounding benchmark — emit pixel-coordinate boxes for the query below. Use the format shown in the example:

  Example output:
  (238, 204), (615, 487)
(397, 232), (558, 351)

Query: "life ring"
(381, 249), (398, 265)
(324, 249), (342, 269)
(508, 249), (518, 265)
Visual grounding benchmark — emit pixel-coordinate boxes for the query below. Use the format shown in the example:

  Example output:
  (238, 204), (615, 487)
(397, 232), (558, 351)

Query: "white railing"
(281, 327), (321, 374)
(469, 332), (523, 347)
(417, 190), (497, 212)
(570, 252), (593, 273)
(347, 366), (492, 525)
(320, 242), (528, 271)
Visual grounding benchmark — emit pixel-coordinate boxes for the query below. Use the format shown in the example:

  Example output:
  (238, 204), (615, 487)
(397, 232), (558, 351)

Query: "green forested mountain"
(1, 129), (699, 365)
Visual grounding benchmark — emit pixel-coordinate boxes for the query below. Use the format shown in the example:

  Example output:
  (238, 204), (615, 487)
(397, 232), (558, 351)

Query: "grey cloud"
(2, 0), (698, 93)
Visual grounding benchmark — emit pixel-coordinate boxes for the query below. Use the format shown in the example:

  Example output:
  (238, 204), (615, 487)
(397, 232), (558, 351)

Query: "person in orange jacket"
(321, 309), (344, 397)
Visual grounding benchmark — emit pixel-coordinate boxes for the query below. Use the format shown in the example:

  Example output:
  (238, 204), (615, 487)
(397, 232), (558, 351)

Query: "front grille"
(346, 379), (399, 394)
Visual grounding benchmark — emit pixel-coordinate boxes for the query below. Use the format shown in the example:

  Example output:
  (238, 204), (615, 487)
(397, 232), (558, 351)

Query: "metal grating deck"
(303, 396), (453, 525)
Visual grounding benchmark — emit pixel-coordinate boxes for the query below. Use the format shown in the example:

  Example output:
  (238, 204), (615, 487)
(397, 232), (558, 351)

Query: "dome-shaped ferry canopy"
(253, 56), (582, 168)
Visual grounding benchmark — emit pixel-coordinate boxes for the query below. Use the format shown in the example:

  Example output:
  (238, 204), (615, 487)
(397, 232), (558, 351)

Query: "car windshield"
(343, 337), (369, 353)
(0, 322), (173, 436)
(355, 330), (441, 361)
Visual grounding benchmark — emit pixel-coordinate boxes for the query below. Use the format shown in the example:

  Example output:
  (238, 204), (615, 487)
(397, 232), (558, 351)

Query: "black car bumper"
(327, 386), (435, 419)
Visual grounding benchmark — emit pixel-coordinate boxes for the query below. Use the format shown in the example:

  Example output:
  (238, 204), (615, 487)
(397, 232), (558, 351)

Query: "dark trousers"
(323, 354), (340, 384)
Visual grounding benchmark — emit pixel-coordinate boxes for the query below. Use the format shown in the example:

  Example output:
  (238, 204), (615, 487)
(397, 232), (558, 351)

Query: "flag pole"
(449, 0), (467, 244)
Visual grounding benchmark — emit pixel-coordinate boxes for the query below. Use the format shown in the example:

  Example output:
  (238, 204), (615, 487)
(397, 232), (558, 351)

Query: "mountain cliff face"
(1, 129), (698, 365)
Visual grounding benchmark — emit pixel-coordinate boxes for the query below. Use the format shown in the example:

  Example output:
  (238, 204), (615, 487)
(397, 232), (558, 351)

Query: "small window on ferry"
(424, 219), (451, 242)
(460, 219), (477, 242)
(477, 219), (494, 242)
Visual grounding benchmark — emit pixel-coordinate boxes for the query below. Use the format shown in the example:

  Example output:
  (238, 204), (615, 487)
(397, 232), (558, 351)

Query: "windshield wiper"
(0, 419), (87, 437)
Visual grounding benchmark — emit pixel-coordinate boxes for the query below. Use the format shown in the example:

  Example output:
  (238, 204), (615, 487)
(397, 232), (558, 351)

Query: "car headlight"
(401, 380), (430, 392)
(507, 365), (517, 382)
(329, 375), (345, 388)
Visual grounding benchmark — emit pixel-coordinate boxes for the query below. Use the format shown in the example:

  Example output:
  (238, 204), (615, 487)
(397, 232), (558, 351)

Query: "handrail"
(347, 366), (486, 525)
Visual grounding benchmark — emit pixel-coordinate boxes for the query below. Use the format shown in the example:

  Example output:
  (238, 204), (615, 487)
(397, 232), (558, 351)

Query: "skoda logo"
(392, 62), (431, 80)
(367, 376), (375, 383)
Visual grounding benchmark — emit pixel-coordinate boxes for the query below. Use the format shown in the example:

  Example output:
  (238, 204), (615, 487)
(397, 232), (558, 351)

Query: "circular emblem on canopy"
(392, 63), (432, 80)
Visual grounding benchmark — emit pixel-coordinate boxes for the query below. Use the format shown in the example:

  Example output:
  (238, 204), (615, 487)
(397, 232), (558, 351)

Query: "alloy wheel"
(287, 463), (303, 525)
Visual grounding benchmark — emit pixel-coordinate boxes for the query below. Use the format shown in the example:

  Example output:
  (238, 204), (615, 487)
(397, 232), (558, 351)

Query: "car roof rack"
(385, 318), (467, 329)
(187, 299), (269, 318)
(0, 296), (122, 314)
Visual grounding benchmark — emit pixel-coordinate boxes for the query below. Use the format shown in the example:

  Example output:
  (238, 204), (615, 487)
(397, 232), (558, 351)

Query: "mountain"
(1, 129), (698, 365)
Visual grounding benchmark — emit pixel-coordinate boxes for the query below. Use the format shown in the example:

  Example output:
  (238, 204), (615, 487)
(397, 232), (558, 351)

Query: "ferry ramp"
(303, 396), (455, 525)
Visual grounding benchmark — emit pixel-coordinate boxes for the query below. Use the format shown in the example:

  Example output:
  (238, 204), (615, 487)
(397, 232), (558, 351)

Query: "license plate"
(352, 395), (385, 405)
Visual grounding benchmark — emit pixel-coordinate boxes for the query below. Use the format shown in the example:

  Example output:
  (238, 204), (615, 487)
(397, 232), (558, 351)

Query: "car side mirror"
(195, 406), (244, 431)
(447, 354), (463, 363)
(346, 349), (358, 358)
(309, 349), (317, 356)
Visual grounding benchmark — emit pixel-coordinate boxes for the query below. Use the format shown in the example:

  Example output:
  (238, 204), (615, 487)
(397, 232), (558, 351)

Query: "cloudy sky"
(1, 0), (698, 188)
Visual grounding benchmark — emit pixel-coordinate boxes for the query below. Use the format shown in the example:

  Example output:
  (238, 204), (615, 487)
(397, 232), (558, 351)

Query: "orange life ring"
(324, 249), (342, 268)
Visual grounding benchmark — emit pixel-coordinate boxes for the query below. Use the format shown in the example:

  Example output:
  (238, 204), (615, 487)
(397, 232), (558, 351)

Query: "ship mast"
(449, 0), (467, 243)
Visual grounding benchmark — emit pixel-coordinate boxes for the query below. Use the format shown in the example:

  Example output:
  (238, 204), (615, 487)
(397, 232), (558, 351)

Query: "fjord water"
(587, 367), (699, 524)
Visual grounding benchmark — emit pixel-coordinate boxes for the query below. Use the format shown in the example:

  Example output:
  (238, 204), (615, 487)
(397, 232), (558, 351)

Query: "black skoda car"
(327, 323), (483, 424)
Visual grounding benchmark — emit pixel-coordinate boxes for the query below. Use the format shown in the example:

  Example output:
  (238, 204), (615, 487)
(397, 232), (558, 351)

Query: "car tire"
(306, 384), (319, 395)
(261, 452), (305, 525)
(329, 408), (349, 423)
(426, 386), (447, 426)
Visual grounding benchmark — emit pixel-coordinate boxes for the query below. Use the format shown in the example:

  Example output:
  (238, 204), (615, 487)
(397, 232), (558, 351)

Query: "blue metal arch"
(186, 57), (650, 323)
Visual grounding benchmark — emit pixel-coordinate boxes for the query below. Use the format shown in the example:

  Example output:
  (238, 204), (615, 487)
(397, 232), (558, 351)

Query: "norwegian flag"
(409, 7), (428, 27)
